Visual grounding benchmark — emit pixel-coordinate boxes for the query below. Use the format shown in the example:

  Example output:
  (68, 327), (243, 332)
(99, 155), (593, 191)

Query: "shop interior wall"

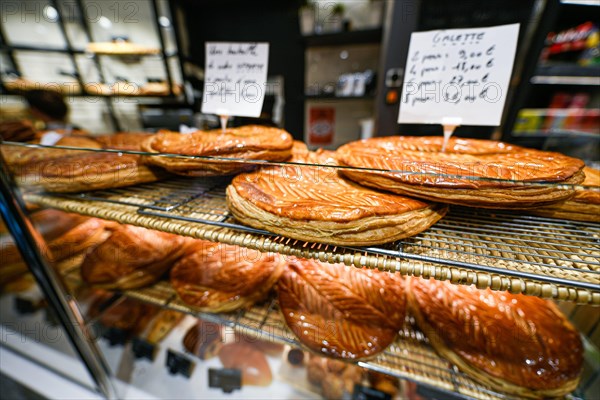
(176, 0), (305, 140)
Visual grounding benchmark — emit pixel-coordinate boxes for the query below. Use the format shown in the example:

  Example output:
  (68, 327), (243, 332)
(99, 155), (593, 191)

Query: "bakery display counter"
(53, 267), (598, 400)
(1, 132), (599, 400)
(2, 256), (576, 399)
(18, 173), (600, 305)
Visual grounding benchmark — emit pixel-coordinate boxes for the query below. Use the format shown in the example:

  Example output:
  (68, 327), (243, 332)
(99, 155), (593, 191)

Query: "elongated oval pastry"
(141, 125), (293, 176)
(227, 150), (447, 245)
(336, 136), (585, 208)
(532, 166), (600, 222)
(2, 136), (102, 174)
(81, 225), (189, 289)
(278, 257), (406, 360)
(170, 240), (285, 312)
(407, 278), (583, 398)
(17, 152), (164, 193)
(218, 342), (273, 386)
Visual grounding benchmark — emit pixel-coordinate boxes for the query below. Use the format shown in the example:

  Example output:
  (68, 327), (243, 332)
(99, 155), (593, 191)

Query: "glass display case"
(1, 1), (598, 399)
(0, 135), (598, 399)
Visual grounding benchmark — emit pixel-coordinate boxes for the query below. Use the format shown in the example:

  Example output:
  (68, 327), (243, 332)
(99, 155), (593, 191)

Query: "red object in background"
(545, 22), (596, 56)
(308, 107), (335, 145)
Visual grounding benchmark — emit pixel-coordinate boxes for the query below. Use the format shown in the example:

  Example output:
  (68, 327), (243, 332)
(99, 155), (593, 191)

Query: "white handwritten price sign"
(398, 24), (520, 126)
(202, 42), (269, 118)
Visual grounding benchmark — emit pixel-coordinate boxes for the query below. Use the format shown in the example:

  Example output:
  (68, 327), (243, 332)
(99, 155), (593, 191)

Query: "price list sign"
(202, 42), (269, 118)
(398, 24), (520, 126)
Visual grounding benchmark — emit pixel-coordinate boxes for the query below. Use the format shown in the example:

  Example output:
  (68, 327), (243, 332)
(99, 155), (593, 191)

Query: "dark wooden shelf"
(303, 28), (382, 47)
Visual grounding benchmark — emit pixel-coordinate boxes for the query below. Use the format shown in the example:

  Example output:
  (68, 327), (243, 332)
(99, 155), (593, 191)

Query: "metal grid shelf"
(59, 265), (598, 400)
(61, 270), (507, 400)
(25, 177), (600, 305)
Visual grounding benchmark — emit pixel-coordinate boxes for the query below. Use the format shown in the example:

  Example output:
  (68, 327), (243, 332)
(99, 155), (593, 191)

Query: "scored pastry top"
(278, 257), (406, 360)
(170, 240), (284, 310)
(408, 278), (583, 390)
(336, 136), (585, 188)
(231, 150), (430, 222)
(142, 125), (293, 156)
(81, 224), (188, 287)
(35, 153), (145, 178)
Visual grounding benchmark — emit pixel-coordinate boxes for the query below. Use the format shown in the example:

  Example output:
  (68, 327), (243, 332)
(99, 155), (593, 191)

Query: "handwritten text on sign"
(202, 42), (269, 118)
(398, 24), (520, 126)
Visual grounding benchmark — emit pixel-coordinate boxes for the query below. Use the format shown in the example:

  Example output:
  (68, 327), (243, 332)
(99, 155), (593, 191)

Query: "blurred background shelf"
(303, 28), (382, 47)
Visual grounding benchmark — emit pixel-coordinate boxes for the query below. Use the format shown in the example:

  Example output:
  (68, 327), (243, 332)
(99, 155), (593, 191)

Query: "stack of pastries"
(335, 136), (586, 209)
(3, 132), (165, 193)
(227, 150), (447, 245)
(532, 166), (600, 222)
(141, 125), (294, 176)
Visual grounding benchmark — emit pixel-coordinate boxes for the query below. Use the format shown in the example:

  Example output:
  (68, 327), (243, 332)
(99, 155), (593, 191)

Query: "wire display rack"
(25, 177), (600, 304)
(60, 270), (504, 399)
(58, 266), (598, 400)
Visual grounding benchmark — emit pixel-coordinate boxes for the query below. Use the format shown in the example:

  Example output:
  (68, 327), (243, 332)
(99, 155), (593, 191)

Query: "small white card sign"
(202, 42), (269, 118)
(398, 23), (520, 126)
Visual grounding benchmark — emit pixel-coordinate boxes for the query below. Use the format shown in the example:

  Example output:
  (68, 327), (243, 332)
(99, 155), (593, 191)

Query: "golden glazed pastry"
(17, 152), (163, 193)
(47, 217), (113, 262)
(218, 342), (273, 387)
(291, 140), (309, 155)
(306, 355), (365, 399)
(407, 278), (583, 398)
(96, 132), (154, 151)
(227, 150), (447, 245)
(336, 136), (586, 209)
(1, 212), (105, 289)
(81, 225), (189, 289)
(532, 166), (600, 222)
(2, 136), (102, 174)
(170, 240), (285, 312)
(183, 320), (223, 360)
(278, 257), (406, 360)
(141, 125), (293, 176)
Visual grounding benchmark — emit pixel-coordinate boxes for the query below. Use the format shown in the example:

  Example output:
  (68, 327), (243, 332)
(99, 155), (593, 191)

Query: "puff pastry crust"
(2, 136), (102, 174)
(81, 225), (189, 289)
(17, 152), (163, 193)
(170, 240), (285, 312)
(227, 150), (447, 245)
(141, 125), (293, 176)
(96, 132), (154, 151)
(278, 257), (406, 360)
(336, 136), (585, 208)
(407, 278), (583, 398)
(533, 166), (600, 222)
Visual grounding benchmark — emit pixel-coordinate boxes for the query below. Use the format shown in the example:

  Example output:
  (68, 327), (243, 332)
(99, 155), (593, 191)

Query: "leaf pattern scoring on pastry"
(278, 257), (406, 360)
